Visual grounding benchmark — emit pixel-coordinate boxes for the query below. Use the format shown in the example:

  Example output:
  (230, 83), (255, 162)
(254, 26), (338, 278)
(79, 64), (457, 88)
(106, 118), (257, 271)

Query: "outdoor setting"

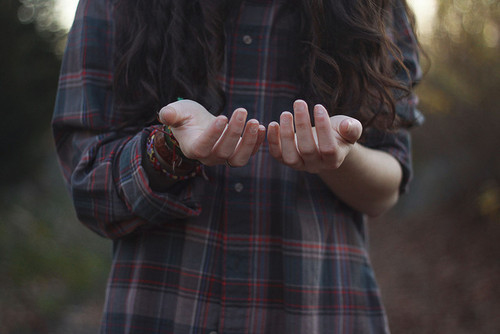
(0, 0), (499, 333)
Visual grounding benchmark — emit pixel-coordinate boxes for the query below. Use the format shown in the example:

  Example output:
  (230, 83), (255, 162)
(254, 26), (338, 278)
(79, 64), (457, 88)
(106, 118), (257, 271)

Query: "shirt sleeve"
(52, 0), (201, 240)
(391, 0), (424, 127)
(363, 1), (424, 194)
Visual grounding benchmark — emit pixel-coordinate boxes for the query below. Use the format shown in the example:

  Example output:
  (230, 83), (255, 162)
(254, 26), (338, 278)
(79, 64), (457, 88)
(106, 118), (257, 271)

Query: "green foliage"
(409, 0), (500, 216)
(0, 1), (111, 333)
(374, 2), (500, 332)
(0, 0), (62, 185)
(0, 151), (111, 333)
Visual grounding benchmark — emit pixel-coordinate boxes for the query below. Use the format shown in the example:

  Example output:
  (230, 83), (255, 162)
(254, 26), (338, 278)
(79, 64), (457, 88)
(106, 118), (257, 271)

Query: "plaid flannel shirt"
(52, 0), (422, 333)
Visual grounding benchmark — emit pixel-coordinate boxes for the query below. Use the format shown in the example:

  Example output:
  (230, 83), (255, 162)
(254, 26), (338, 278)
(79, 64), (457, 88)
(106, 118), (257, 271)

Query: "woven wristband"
(146, 128), (201, 181)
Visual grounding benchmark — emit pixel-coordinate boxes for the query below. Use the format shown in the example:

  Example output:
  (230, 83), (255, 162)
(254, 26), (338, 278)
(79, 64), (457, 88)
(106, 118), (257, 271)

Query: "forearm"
(318, 143), (402, 217)
(54, 126), (203, 239)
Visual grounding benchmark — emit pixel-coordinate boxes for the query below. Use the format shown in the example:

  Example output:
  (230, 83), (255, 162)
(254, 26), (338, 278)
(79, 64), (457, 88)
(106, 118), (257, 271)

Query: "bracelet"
(156, 125), (185, 159)
(157, 126), (201, 168)
(146, 128), (201, 181)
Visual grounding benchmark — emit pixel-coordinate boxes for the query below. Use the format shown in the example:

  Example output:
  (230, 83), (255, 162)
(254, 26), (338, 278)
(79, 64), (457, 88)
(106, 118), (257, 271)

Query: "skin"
(267, 100), (402, 217)
(158, 99), (266, 167)
(159, 99), (402, 217)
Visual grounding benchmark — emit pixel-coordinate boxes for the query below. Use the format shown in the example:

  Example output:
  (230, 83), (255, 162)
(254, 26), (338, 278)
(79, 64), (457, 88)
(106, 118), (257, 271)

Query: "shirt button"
(234, 183), (244, 193)
(242, 34), (253, 45)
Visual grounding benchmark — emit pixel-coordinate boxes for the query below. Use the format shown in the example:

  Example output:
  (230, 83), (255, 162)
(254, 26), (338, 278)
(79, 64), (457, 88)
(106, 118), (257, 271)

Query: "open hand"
(158, 99), (266, 167)
(267, 99), (362, 173)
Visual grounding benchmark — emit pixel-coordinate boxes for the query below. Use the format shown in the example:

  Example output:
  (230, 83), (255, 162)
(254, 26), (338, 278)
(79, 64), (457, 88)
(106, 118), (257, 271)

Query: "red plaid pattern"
(52, 0), (421, 333)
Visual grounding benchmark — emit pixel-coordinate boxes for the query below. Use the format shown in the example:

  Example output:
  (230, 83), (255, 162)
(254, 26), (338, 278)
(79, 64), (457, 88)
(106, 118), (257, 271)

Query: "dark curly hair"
(113, 0), (418, 130)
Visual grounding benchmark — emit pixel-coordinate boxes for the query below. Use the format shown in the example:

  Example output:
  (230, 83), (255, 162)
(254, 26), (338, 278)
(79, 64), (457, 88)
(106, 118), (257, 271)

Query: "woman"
(53, 0), (422, 332)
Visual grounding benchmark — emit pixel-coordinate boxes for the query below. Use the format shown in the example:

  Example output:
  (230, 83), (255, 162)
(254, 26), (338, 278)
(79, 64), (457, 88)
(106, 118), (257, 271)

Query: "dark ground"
(370, 200), (500, 333)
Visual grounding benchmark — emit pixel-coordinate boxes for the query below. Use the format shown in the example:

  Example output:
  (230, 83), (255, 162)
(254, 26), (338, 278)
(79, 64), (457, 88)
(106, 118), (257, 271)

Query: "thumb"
(338, 117), (362, 144)
(158, 104), (188, 128)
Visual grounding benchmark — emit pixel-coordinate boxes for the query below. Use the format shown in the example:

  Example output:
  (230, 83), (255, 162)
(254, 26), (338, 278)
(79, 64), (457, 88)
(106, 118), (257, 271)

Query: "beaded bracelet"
(146, 128), (202, 181)
(155, 125), (184, 158)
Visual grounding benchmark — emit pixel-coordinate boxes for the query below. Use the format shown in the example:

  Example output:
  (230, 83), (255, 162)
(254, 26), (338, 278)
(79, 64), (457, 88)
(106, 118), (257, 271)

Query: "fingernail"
(216, 117), (226, 129)
(236, 109), (247, 122)
(158, 107), (171, 123)
(293, 100), (303, 111)
(281, 112), (292, 124)
(313, 106), (321, 116)
(345, 120), (351, 132)
(314, 105), (325, 116)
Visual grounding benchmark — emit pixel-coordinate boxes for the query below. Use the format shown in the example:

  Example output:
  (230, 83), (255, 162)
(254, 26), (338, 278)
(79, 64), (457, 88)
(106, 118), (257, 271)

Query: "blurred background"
(0, 0), (498, 333)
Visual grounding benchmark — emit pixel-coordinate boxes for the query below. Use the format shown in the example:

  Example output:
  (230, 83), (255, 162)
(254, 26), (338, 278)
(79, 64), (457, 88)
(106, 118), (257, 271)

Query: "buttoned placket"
(218, 1), (278, 333)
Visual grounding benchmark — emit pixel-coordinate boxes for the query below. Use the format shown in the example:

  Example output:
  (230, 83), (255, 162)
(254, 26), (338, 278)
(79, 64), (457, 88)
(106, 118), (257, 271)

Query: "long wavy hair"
(113, 0), (418, 130)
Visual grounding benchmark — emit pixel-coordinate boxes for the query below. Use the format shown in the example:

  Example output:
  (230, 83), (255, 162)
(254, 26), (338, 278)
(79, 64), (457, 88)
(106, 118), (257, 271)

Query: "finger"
(228, 119), (260, 166)
(293, 100), (319, 160)
(158, 105), (189, 127)
(251, 125), (267, 156)
(338, 118), (362, 144)
(189, 115), (228, 161)
(267, 121), (283, 161)
(213, 108), (247, 159)
(279, 112), (303, 169)
(314, 104), (340, 168)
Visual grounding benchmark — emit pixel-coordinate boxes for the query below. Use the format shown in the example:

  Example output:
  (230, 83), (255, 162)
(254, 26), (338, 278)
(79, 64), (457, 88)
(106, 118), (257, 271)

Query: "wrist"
(314, 142), (360, 176)
(155, 126), (200, 172)
(146, 127), (202, 181)
(335, 142), (360, 171)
